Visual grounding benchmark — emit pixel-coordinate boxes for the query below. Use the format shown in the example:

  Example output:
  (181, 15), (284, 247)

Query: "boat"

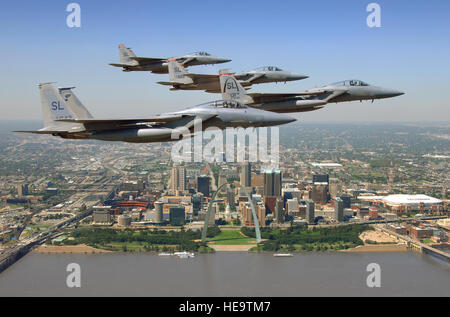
(273, 253), (293, 257)
(158, 252), (172, 256)
(174, 251), (195, 258)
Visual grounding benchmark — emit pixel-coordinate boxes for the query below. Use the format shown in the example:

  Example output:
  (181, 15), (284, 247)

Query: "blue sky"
(0, 0), (449, 122)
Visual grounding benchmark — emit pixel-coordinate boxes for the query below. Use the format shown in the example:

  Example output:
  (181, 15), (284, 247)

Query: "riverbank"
(32, 241), (410, 254)
(340, 243), (408, 253)
(208, 244), (256, 251)
(33, 244), (112, 254)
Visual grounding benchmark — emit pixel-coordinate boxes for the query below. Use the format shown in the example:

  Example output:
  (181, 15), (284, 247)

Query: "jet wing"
(178, 57), (195, 66)
(157, 81), (188, 86)
(129, 57), (166, 64)
(247, 90), (341, 104)
(14, 130), (65, 134)
(237, 73), (265, 84)
(109, 63), (133, 67)
(56, 115), (194, 132)
(184, 73), (219, 83)
(14, 125), (84, 134)
(56, 114), (192, 125)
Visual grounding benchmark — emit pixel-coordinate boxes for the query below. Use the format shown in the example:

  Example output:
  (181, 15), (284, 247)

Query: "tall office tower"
(192, 193), (203, 216)
(311, 184), (328, 204)
(339, 194), (352, 209)
(153, 201), (164, 223)
(17, 184), (28, 197)
(169, 205), (186, 225)
(170, 165), (186, 194)
(263, 169), (282, 197)
(306, 200), (315, 224)
(286, 198), (299, 215)
(275, 198), (285, 223)
(240, 162), (252, 187)
(218, 174), (227, 193)
(282, 188), (301, 207)
(197, 176), (211, 197)
(313, 174), (329, 184)
(241, 201), (266, 227)
(328, 178), (341, 196)
(334, 197), (344, 222)
(257, 202), (267, 227)
(226, 188), (235, 206)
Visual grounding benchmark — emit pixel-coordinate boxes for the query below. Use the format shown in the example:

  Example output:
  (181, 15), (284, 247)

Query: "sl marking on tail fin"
(39, 83), (76, 127)
(168, 60), (191, 84)
(219, 69), (247, 101)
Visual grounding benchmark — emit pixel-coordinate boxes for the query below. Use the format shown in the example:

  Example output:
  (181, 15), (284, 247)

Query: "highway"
(380, 227), (450, 262)
(0, 208), (92, 273)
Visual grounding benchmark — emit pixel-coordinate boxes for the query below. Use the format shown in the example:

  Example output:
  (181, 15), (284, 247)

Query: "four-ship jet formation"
(16, 44), (404, 143)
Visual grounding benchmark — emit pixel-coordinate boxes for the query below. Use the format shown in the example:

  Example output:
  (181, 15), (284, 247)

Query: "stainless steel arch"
(201, 182), (261, 244)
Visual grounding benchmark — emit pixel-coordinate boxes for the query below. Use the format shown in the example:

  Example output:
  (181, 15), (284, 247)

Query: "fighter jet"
(220, 72), (404, 113)
(14, 83), (295, 143)
(157, 61), (307, 93)
(109, 44), (231, 73)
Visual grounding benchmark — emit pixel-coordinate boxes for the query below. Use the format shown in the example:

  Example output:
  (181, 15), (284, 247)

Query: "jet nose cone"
(217, 58), (232, 64)
(376, 88), (405, 99)
(292, 74), (309, 80)
(278, 114), (297, 125)
(392, 90), (405, 97)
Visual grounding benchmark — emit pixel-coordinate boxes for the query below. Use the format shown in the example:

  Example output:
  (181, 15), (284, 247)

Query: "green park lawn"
(208, 229), (256, 245)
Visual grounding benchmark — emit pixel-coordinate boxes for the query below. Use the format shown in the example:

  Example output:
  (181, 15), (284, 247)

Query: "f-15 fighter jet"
(14, 83), (295, 143)
(109, 44), (231, 73)
(220, 72), (404, 113)
(157, 60), (307, 93)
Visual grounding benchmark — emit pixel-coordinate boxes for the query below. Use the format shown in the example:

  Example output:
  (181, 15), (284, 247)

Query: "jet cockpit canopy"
(213, 100), (247, 109)
(191, 51), (211, 56)
(254, 66), (283, 72)
(331, 79), (370, 87)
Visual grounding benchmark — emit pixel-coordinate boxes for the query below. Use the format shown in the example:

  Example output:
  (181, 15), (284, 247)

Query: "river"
(0, 251), (448, 296)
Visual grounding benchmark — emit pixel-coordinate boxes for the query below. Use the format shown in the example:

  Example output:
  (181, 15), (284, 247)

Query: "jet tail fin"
(118, 44), (139, 66)
(219, 69), (249, 102)
(58, 87), (93, 118)
(35, 82), (89, 134)
(167, 60), (192, 84)
(39, 83), (77, 128)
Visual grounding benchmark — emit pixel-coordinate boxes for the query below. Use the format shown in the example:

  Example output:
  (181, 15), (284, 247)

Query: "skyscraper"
(192, 193), (203, 215)
(334, 197), (344, 222)
(17, 184), (28, 197)
(218, 174), (227, 193)
(306, 200), (315, 224)
(153, 201), (164, 223)
(197, 176), (210, 197)
(311, 184), (328, 204)
(275, 198), (284, 223)
(169, 205), (186, 225)
(226, 188), (235, 206)
(240, 162), (252, 187)
(313, 174), (329, 184)
(170, 165), (186, 194)
(263, 170), (282, 197)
